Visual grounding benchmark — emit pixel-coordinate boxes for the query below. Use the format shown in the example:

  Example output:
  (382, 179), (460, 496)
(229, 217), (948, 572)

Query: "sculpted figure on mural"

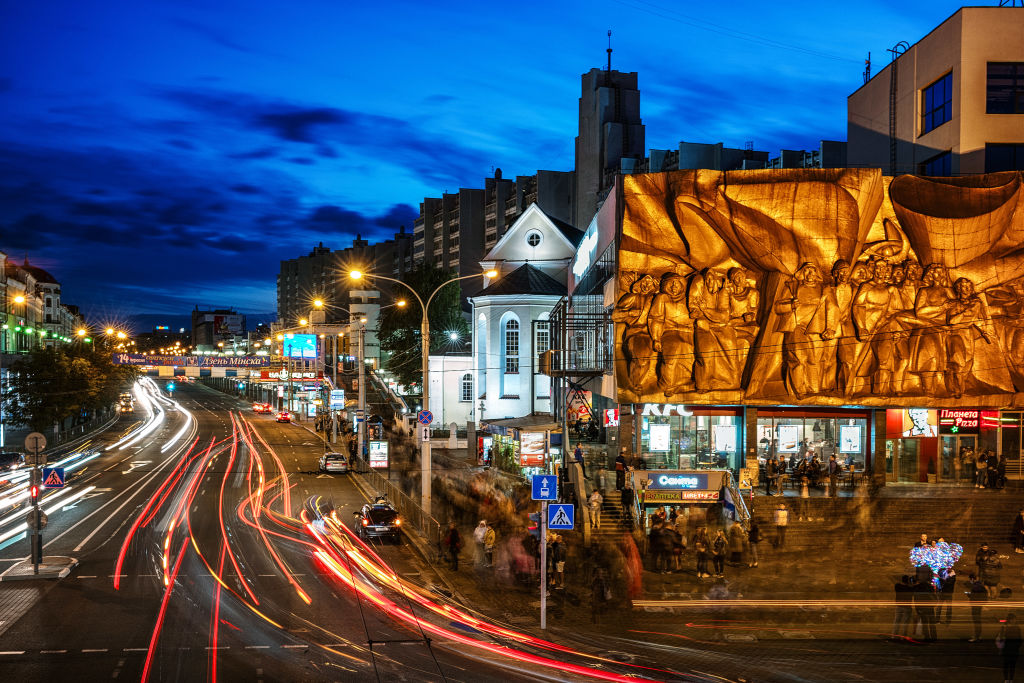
(775, 263), (832, 398)
(612, 273), (658, 391)
(911, 264), (954, 396)
(851, 259), (906, 395)
(823, 259), (855, 393)
(946, 277), (992, 398)
(689, 270), (741, 392)
(727, 267), (760, 365)
(648, 273), (695, 396)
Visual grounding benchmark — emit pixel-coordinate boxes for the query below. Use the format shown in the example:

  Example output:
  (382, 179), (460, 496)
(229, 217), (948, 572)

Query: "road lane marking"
(281, 644), (306, 649)
(40, 650), (67, 653)
(82, 649), (109, 653)
(123, 648), (149, 652)
(78, 575), (98, 579)
(245, 645), (270, 649)
(0, 651), (25, 655)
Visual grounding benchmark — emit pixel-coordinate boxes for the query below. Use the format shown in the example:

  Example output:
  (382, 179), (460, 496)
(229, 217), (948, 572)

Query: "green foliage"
(1, 345), (139, 432)
(377, 263), (470, 388)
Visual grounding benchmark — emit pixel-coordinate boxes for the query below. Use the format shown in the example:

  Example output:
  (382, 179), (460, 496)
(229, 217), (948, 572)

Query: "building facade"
(848, 6), (1024, 175)
(553, 167), (1024, 488)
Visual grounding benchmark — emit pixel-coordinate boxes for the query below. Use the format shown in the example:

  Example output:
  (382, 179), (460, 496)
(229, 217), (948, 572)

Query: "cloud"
(255, 108), (351, 143)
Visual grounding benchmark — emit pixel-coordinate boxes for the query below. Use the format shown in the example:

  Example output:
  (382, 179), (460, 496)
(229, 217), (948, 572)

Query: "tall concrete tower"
(573, 67), (645, 228)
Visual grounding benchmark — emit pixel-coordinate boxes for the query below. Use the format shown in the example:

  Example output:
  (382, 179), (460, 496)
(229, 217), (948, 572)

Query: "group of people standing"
(956, 446), (1008, 489)
(645, 504), (757, 579)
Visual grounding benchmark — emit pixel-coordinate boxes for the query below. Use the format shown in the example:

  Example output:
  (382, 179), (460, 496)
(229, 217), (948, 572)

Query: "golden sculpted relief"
(615, 169), (1024, 407)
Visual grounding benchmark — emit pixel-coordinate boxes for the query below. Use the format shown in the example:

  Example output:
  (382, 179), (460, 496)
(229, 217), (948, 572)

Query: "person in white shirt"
(774, 503), (789, 548)
(589, 489), (604, 529)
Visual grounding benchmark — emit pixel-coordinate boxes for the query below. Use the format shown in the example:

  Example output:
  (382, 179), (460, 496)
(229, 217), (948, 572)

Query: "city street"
(0, 381), (690, 682)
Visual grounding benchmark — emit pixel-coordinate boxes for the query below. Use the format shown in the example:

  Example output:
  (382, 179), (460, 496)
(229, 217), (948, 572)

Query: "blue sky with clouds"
(0, 0), (971, 321)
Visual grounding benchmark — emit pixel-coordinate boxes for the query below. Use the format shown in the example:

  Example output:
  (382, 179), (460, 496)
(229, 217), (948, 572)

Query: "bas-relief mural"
(614, 169), (1024, 407)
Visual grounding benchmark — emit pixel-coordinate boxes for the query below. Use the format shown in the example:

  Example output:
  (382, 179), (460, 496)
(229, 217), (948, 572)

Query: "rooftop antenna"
(863, 52), (871, 84)
(606, 30), (612, 71)
(999, 1), (1023, 7)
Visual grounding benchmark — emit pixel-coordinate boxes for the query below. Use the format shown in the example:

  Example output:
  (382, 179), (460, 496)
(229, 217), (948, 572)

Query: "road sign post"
(25, 432), (47, 575)
(540, 500), (547, 630)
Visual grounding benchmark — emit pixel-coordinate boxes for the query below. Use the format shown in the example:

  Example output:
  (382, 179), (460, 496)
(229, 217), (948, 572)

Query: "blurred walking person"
(442, 522), (463, 571)
(967, 573), (988, 642)
(998, 612), (1022, 683)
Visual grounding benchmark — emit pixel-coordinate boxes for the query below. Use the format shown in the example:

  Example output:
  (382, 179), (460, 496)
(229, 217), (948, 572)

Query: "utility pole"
(357, 322), (366, 466)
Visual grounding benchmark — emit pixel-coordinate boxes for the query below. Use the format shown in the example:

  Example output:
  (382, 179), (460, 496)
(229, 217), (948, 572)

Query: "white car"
(319, 452), (349, 474)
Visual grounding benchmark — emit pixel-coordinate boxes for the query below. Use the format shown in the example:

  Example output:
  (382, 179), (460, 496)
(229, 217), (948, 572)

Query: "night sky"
(0, 0), (969, 326)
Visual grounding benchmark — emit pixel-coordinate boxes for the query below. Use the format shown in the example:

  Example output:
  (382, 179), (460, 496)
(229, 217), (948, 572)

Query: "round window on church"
(526, 230), (542, 248)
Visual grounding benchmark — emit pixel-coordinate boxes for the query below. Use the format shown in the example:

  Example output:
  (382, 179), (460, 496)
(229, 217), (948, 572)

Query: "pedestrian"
(442, 521), (463, 570)
(473, 520), (488, 566)
(620, 485), (635, 529)
(967, 573), (988, 642)
(977, 542), (1002, 598)
(614, 447), (627, 490)
(914, 533), (929, 548)
(998, 612), (1022, 683)
(998, 454), (1008, 490)
(657, 522), (675, 573)
(765, 456), (778, 496)
(977, 451), (989, 488)
(591, 567), (610, 624)
(551, 534), (566, 588)
(892, 575), (913, 638)
(693, 527), (710, 578)
(938, 567), (956, 624)
(747, 521), (761, 568)
(988, 450), (999, 489)
(774, 502), (789, 548)
(728, 523), (745, 565)
(1013, 510), (1024, 554)
(913, 574), (938, 642)
(670, 524), (685, 572)
(574, 443), (587, 477)
(712, 529), (727, 578)
(588, 488), (603, 529)
(483, 523), (496, 567)
(798, 476), (810, 521)
(827, 454), (841, 498)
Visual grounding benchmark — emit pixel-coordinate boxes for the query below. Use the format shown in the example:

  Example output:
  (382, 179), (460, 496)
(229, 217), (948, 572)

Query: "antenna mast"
(606, 30), (612, 71)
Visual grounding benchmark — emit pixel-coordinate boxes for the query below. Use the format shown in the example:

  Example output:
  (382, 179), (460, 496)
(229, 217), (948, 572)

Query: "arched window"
(503, 318), (519, 373)
(460, 373), (473, 402)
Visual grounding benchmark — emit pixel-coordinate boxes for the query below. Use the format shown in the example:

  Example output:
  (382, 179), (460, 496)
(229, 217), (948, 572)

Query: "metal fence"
(356, 462), (442, 557)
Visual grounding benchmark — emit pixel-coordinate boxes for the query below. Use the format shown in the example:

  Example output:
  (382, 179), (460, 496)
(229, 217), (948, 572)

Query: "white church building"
(472, 203), (583, 422)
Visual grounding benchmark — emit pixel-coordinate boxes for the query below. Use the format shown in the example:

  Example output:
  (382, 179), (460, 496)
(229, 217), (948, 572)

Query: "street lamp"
(348, 268), (498, 517)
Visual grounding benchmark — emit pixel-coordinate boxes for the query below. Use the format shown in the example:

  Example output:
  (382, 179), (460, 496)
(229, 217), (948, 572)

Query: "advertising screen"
(519, 431), (546, 467)
(369, 440), (389, 468)
(283, 333), (318, 359)
(840, 425), (862, 453)
(649, 424), (671, 452)
(777, 425), (801, 452)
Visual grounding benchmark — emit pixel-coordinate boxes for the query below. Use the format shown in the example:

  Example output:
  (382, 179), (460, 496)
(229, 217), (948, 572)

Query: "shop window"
(985, 143), (1024, 173)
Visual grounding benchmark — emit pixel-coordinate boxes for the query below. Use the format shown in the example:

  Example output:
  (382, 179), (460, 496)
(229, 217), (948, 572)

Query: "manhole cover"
(780, 630), (814, 639)
(725, 633), (757, 643)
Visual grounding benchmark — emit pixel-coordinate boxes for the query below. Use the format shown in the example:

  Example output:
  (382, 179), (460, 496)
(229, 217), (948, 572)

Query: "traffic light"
(527, 512), (540, 538)
(30, 484), (39, 505)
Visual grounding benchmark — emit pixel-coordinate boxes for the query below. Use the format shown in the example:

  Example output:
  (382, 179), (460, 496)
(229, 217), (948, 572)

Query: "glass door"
(898, 439), (919, 482)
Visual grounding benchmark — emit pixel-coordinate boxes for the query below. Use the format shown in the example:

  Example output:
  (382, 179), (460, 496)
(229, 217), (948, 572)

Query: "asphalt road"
(0, 381), (651, 682)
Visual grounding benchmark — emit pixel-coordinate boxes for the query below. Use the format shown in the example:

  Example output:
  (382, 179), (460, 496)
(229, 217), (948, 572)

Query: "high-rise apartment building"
(574, 68), (645, 228)
(848, 6), (1024, 175)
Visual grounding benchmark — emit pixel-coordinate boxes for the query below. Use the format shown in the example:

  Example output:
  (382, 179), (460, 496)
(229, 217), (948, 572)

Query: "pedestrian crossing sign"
(42, 467), (66, 489)
(548, 503), (574, 530)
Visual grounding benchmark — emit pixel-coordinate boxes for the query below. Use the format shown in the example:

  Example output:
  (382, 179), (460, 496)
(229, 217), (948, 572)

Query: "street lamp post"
(349, 269), (496, 518)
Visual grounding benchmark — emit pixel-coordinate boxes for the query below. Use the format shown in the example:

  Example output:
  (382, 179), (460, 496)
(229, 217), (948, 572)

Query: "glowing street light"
(313, 299), (324, 309)
(346, 267), (497, 517)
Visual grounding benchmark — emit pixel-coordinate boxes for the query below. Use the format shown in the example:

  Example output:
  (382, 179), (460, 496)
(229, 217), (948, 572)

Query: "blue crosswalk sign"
(548, 503), (574, 530)
(531, 474), (557, 501)
(42, 467), (66, 489)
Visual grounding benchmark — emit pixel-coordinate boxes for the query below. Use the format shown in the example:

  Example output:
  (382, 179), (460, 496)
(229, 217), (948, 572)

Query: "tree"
(377, 263), (470, 389)
(1, 345), (138, 433)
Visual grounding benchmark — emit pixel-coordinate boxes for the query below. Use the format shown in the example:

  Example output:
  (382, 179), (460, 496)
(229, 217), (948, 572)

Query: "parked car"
(318, 452), (349, 474)
(276, 411), (292, 423)
(353, 497), (401, 542)
(0, 452), (26, 473)
(252, 403), (273, 414)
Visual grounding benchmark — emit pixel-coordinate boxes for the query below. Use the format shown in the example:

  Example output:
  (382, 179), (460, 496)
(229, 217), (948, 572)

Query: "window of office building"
(921, 72), (953, 134)
(987, 62), (1024, 114)
(920, 150), (951, 176)
(460, 373), (473, 402)
(986, 143), (1024, 172)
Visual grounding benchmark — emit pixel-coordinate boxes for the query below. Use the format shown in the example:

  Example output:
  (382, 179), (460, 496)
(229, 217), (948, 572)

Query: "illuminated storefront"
(634, 404), (742, 471)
